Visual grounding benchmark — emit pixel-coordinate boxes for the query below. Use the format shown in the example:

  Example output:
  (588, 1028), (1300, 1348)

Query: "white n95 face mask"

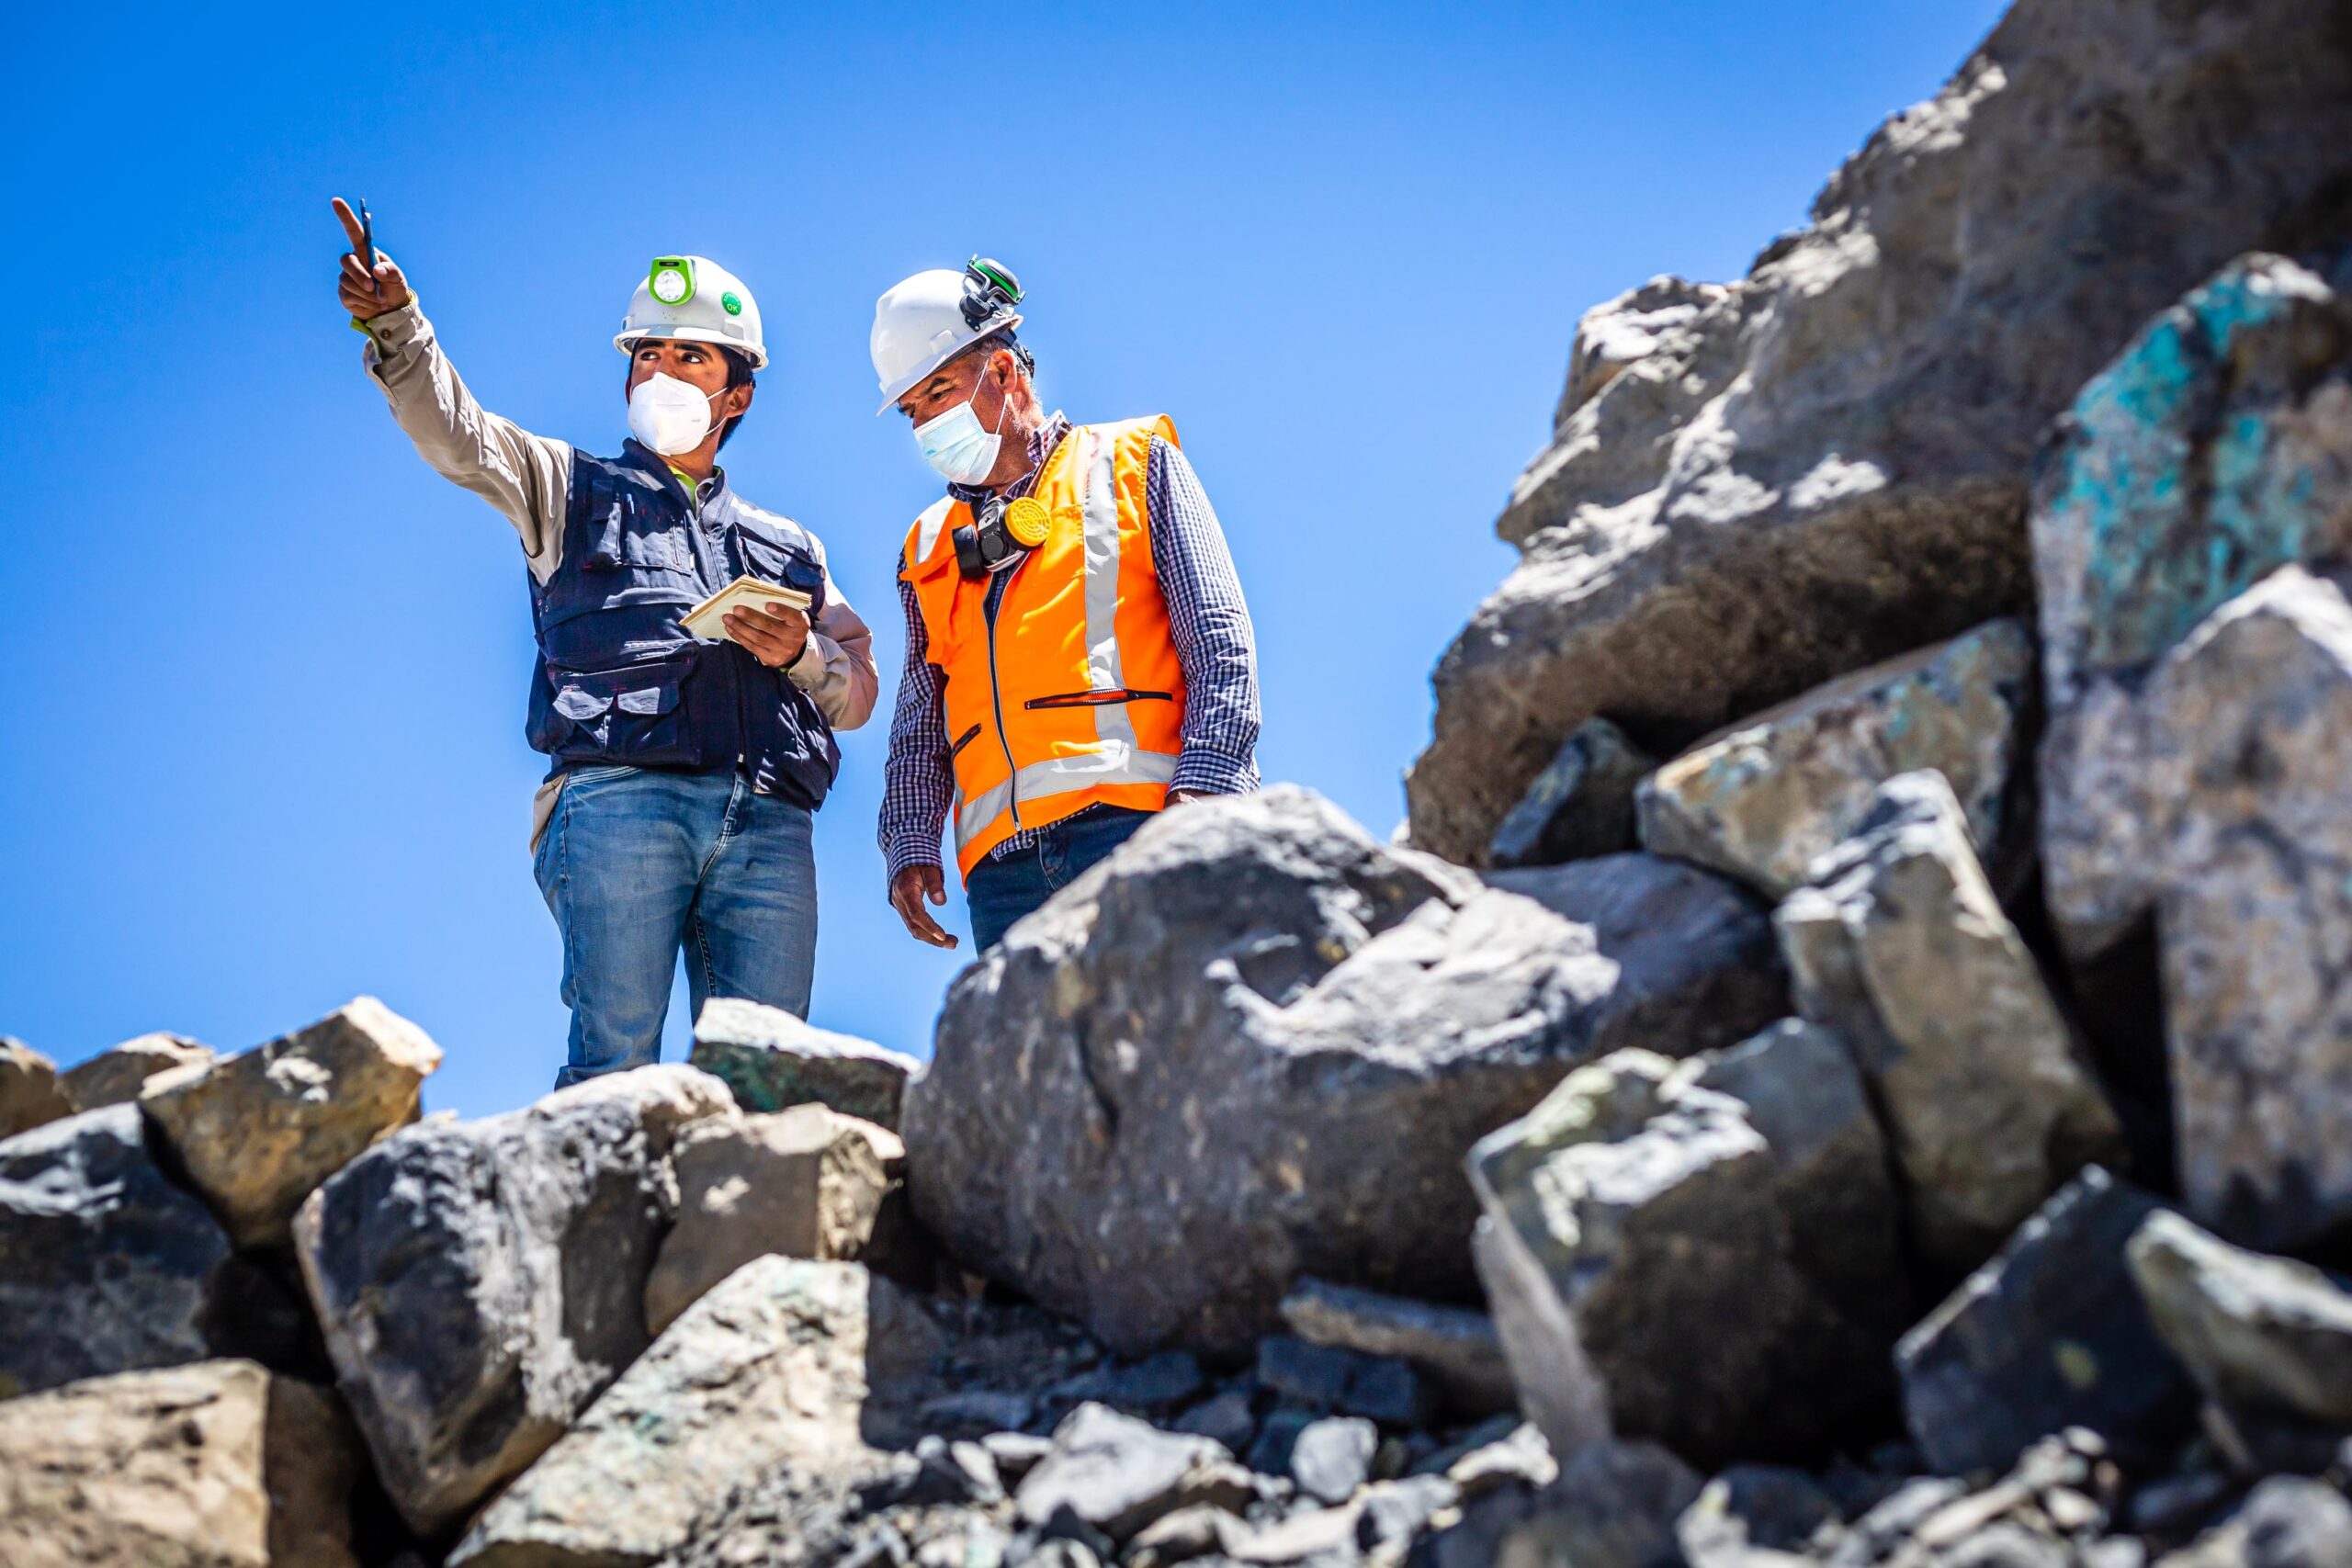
(913, 387), (1006, 485)
(628, 372), (721, 456)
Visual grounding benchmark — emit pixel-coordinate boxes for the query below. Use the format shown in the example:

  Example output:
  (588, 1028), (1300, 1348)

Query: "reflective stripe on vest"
(902, 417), (1188, 880)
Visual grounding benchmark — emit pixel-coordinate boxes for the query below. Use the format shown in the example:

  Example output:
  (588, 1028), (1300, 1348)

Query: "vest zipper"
(982, 562), (1023, 829)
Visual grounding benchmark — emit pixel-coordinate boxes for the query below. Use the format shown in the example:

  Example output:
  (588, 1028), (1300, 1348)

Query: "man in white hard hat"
(874, 258), (1261, 952)
(332, 199), (877, 1086)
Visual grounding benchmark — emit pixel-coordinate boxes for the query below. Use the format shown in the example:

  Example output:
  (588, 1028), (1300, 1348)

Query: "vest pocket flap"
(553, 684), (613, 721)
(552, 665), (685, 721)
(616, 681), (678, 716)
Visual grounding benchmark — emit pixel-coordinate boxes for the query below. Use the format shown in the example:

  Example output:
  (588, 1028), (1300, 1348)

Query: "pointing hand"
(332, 197), (413, 320)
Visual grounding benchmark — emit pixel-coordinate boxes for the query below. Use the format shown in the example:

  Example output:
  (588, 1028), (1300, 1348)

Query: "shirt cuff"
(785, 629), (834, 692)
(885, 831), (946, 883)
(1170, 750), (1261, 797)
(353, 298), (426, 356)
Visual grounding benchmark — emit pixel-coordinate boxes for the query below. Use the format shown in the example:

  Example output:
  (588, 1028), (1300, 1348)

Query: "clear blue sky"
(1, 1), (2008, 1119)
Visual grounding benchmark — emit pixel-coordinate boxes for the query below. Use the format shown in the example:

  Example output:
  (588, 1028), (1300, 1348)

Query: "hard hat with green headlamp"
(870, 257), (1024, 414)
(616, 254), (768, 369)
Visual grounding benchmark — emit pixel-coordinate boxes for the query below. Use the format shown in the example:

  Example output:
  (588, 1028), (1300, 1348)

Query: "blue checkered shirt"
(880, 413), (1261, 880)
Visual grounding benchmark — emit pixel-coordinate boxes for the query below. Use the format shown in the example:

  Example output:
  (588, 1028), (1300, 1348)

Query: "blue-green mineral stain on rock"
(2032, 251), (2352, 703)
(687, 998), (919, 1131)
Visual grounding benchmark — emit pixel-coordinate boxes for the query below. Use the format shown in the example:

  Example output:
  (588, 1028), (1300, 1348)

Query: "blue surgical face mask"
(913, 374), (1008, 485)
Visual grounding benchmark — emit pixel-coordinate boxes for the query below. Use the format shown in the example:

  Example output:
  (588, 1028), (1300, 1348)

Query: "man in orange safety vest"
(872, 258), (1261, 953)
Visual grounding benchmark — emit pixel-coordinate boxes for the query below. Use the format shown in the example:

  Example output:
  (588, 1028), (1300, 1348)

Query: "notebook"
(679, 576), (814, 643)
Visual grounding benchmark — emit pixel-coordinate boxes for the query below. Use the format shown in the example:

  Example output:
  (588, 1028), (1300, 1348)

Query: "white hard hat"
(871, 259), (1023, 413)
(616, 255), (768, 370)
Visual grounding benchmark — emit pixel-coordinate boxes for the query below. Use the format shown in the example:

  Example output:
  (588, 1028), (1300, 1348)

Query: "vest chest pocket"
(621, 527), (694, 575)
(539, 656), (701, 768)
(735, 527), (827, 615)
(582, 493), (695, 583)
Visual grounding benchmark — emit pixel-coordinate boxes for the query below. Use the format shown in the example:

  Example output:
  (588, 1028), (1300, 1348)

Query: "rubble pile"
(7, 0), (2352, 1562)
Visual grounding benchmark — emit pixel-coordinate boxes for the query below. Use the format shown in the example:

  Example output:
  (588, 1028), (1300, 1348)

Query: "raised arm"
(334, 198), (574, 581)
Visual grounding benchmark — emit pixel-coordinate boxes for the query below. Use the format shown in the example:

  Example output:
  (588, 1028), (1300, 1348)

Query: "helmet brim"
(873, 310), (1022, 414)
(616, 323), (769, 372)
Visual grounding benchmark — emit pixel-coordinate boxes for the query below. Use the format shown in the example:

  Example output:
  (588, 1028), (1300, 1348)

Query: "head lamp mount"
(960, 256), (1023, 329)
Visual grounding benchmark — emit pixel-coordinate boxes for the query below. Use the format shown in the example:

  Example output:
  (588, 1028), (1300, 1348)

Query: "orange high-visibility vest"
(902, 417), (1188, 881)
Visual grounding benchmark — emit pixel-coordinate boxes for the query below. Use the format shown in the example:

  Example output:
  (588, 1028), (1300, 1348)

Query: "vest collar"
(620, 438), (728, 508)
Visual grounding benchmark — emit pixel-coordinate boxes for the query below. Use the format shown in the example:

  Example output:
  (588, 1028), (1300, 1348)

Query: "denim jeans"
(965, 807), (1153, 953)
(533, 765), (817, 1089)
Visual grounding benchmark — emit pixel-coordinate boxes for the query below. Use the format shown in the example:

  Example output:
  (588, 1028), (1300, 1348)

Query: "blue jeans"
(965, 807), (1152, 953)
(533, 765), (817, 1089)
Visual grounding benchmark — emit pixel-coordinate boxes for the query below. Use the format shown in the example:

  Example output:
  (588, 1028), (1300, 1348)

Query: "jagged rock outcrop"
(1466, 1023), (1903, 1468)
(141, 996), (441, 1248)
(1407, 0), (2352, 863)
(1634, 618), (2034, 899)
(59, 1032), (213, 1112)
(0, 1037), (72, 1139)
(903, 786), (1784, 1358)
(12, 9), (2352, 1567)
(1777, 771), (2121, 1271)
(0, 1360), (358, 1568)
(0, 1104), (236, 1398)
(644, 1103), (902, 1335)
(292, 1063), (733, 1537)
(689, 996), (918, 1128)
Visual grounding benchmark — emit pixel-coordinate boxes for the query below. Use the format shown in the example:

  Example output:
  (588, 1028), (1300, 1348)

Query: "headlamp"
(649, 257), (695, 307)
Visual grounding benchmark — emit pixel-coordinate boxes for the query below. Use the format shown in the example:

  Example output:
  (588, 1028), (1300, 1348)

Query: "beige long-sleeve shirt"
(356, 300), (879, 845)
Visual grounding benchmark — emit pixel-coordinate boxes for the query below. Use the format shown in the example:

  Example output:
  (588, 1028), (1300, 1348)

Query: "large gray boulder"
(141, 997), (442, 1248)
(1466, 1022), (1903, 1467)
(2036, 252), (2352, 962)
(450, 1258), (944, 1568)
(0, 1359), (359, 1568)
(2044, 565), (2352, 1251)
(2128, 1211), (2352, 1430)
(902, 788), (1783, 1358)
(1405, 0), (2352, 864)
(1777, 772), (2121, 1272)
(291, 1064), (734, 1537)
(0, 1105), (236, 1398)
(1896, 1167), (2193, 1474)
(1634, 618), (2034, 899)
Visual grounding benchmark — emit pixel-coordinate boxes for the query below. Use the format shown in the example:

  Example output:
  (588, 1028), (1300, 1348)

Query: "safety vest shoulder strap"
(1084, 414), (1181, 452)
(906, 496), (959, 576)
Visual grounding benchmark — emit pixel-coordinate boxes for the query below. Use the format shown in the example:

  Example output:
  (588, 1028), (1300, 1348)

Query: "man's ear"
(726, 380), (756, 420)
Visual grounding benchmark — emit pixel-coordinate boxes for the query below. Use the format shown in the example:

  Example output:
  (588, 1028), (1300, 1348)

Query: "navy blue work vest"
(525, 441), (840, 809)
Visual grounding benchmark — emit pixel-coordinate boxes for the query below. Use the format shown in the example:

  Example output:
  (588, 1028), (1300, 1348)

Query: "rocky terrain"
(8, 0), (2352, 1562)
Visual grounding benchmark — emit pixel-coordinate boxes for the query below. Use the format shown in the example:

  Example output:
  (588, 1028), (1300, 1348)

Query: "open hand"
(726, 602), (811, 670)
(889, 865), (959, 950)
(332, 197), (412, 320)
